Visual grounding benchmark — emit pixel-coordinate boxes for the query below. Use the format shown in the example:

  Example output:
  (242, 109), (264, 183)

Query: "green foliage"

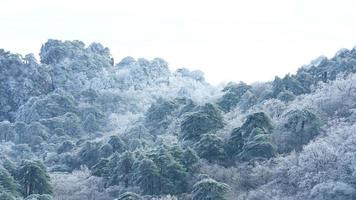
(227, 112), (276, 162)
(195, 134), (226, 163)
(108, 135), (127, 153)
(217, 82), (251, 112)
(16, 160), (52, 197)
(239, 112), (273, 139)
(134, 158), (161, 195)
(180, 147), (199, 171)
(99, 144), (114, 158)
(181, 103), (224, 141)
(26, 122), (49, 146)
(145, 98), (177, 127)
(238, 134), (277, 161)
(0, 121), (15, 142)
(78, 141), (101, 168)
(117, 192), (142, 200)
(57, 140), (75, 154)
(0, 166), (20, 197)
(40, 112), (82, 137)
(0, 191), (16, 200)
(150, 147), (188, 194)
(192, 178), (230, 200)
(83, 113), (100, 133)
(280, 109), (322, 152)
(107, 151), (136, 187)
(277, 90), (296, 102)
(145, 98), (196, 136)
(91, 158), (109, 177)
(161, 160), (188, 194)
(0, 50), (53, 122)
(226, 127), (244, 156)
(24, 194), (53, 200)
(16, 91), (78, 123)
(272, 75), (310, 97)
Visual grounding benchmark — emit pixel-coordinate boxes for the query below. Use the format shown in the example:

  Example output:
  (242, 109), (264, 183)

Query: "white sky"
(1, 0), (356, 84)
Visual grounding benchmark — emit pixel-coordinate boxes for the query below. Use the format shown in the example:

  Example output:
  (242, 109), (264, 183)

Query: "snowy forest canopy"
(0, 39), (356, 200)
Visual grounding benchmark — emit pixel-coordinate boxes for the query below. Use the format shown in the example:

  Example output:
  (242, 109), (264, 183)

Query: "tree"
(134, 159), (161, 195)
(83, 113), (99, 133)
(16, 160), (52, 197)
(226, 127), (244, 157)
(276, 90), (295, 102)
(116, 192), (142, 200)
(0, 192), (16, 200)
(309, 181), (356, 200)
(91, 158), (109, 177)
(195, 134), (226, 163)
(78, 141), (101, 168)
(238, 112), (273, 139)
(107, 151), (136, 187)
(0, 121), (15, 142)
(57, 140), (75, 154)
(238, 134), (277, 161)
(161, 160), (188, 194)
(108, 135), (126, 153)
(278, 109), (321, 153)
(24, 194), (53, 200)
(148, 147), (188, 194)
(181, 103), (224, 141)
(226, 112), (274, 161)
(217, 82), (251, 112)
(192, 178), (230, 200)
(145, 98), (178, 133)
(180, 147), (199, 171)
(0, 166), (20, 197)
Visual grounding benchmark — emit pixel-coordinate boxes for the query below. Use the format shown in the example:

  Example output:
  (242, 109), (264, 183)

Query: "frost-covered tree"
(275, 109), (321, 153)
(181, 103), (224, 141)
(309, 181), (356, 200)
(83, 113), (100, 133)
(226, 112), (274, 161)
(108, 135), (127, 153)
(78, 142), (102, 168)
(134, 159), (161, 195)
(24, 194), (53, 200)
(16, 160), (52, 197)
(192, 178), (230, 200)
(195, 134), (226, 163)
(217, 82), (251, 112)
(0, 166), (20, 197)
(179, 147), (199, 171)
(1, 39), (356, 200)
(238, 134), (276, 161)
(0, 50), (53, 122)
(116, 192), (142, 200)
(107, 151), (136, 187)
(0, 192), (16, 200)
(148, 147), (188, 194)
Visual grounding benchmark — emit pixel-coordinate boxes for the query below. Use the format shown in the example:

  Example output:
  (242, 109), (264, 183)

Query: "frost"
(1, 39), (356, 200)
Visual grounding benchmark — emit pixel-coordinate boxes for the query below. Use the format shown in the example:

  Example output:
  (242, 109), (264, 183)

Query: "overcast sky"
(1, 0), (356, 84)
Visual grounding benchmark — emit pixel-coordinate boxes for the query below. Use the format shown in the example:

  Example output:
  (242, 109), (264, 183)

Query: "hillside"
(1, 39), (356, 200)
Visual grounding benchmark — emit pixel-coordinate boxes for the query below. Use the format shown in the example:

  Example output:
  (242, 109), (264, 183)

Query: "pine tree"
(134, 159), (161, 195)
(83, 113), (99, 133)
(117, 192), (142, 200)
(192, 178), (230, 200)
(195, 134), (226, 163)
(16, 160), (52, 197)
(108, 151), (135, 187)
(0, 167), (20, 197)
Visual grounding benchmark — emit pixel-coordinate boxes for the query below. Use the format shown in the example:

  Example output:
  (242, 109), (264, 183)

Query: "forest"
(0, 39), (356, 200)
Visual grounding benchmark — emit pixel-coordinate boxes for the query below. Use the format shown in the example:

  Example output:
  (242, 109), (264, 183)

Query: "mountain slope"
(0, 40), (355, 200)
